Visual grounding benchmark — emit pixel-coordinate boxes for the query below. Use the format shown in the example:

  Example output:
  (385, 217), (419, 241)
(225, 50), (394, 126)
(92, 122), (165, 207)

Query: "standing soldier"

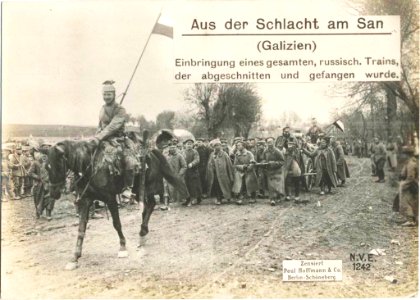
(230, 137), (243, 163)
(21, 146), (33, 196)
(386, 136), (398, 172)
(282, 128), (303, 202)
(396, 146), (418, 225)
(232, 140), (258, 205)
(303, 137), (338, 195)
(331, 138), (350, 186)
(206, 139), (234, 205)
(373, 137), (387, 182)
(262, 137), (285, 206)
(195, 138), (212, 198)
(166, 143), (188, 204)
(255, 139), (267, 198)
(2, 145), (15, 201)
(183, 139), (202, 206)
(8, 145), (25, 199)
(371, 137), (387, 183)
(29, 153), (55, 220)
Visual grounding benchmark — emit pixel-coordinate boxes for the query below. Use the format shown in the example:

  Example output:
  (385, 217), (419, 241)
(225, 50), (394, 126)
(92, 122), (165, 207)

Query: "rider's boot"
(121, 169), (135, 199)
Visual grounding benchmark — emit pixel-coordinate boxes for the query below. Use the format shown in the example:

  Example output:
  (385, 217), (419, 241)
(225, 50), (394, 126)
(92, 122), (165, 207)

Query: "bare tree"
(348, 0), (419, 136)
(184, 83), (262, 138)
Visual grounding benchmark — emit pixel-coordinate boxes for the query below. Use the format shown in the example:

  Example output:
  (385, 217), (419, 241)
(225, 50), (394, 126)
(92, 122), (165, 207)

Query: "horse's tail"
(151, 149), (189, 198)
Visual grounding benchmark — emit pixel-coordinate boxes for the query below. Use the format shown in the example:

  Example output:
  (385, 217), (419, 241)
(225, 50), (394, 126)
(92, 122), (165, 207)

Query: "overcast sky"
(3, 0), (355, 127)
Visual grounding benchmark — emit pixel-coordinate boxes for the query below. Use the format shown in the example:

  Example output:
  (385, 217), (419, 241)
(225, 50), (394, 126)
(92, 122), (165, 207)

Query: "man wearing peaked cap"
(90, 80), (139, 199)
(220, 138), (230, 155)
(209, 138), (221, 147)
(183, 138), (195, 145)
(255, 138), (267, 198)
(182, 139), (202, 206)
(233, 136), (244, 145)
(2, 146), (15, 201)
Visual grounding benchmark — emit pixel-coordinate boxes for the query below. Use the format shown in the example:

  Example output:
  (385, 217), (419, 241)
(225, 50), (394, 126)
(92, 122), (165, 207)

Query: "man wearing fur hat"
(262, 137), (285, 205)
(232, 140), (258, 205)
(207, 139), (234, 205)
(90, 80), (139, 199)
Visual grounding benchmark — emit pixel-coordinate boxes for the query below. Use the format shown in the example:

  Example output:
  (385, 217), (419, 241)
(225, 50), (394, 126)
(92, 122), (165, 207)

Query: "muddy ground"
(1, 156), (418, 298)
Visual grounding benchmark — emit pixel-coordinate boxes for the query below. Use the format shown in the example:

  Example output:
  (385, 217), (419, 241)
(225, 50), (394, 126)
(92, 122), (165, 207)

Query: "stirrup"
(121, 189), (133, 199)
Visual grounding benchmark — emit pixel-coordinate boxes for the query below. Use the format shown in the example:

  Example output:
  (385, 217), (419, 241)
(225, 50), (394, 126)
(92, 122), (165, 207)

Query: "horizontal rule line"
(182, 32), (392, 36)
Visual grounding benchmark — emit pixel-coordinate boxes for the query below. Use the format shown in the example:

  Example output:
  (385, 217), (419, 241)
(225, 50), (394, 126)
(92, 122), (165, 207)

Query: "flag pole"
(120, 11), (162, 105)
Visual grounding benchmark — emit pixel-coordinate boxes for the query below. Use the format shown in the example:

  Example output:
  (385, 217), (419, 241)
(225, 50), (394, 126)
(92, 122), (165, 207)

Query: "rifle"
(138, 130), (149, 203)
(235, 162), (270, 171)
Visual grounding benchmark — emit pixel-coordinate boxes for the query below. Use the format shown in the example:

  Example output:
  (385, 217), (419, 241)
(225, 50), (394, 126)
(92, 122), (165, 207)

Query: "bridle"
(49, 155), (68, 188)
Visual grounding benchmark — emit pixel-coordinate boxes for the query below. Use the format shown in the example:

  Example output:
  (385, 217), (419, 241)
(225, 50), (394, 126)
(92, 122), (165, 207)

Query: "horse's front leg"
(65, 197), (92, 270)
(106, 196), (128, 258)
(138, 194), (156, 247)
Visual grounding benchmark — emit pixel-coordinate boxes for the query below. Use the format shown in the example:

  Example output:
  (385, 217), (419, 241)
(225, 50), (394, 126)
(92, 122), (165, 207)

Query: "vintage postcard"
(1, 0), (418, 298)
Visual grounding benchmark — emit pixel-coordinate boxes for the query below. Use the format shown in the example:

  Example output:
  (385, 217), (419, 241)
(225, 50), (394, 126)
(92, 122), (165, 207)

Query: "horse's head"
(47, 143), (67, 199)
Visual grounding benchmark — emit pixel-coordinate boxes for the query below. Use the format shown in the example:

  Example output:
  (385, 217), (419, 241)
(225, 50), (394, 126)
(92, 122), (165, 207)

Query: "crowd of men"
(2, 142), (55, 219)
(158, 122), (351, 209)
(1, 80), (417, 226)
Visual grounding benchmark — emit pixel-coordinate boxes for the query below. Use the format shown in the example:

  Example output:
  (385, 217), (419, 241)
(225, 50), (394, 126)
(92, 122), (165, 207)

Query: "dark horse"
(46, 134), (187, 270)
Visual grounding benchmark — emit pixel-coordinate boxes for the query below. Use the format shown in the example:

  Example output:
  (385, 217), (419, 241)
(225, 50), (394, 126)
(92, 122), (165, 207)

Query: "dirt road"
(1, 156), (418, 298)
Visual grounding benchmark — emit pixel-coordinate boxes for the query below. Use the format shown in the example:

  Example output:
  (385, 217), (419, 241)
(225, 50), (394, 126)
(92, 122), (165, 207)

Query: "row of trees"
(337, 0), (418, 143)
(130, 83), (262, 139)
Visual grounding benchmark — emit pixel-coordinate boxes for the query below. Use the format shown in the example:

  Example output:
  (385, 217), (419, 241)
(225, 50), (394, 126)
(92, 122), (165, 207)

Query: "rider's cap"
(102, 80), (116, 93)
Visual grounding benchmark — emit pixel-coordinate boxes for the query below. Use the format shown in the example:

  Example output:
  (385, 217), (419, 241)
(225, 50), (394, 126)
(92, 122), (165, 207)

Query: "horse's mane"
(58, 140), (96, 175)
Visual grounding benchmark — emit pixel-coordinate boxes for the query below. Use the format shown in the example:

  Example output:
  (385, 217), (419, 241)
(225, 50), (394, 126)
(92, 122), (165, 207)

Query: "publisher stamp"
(283, 260), (343, 281)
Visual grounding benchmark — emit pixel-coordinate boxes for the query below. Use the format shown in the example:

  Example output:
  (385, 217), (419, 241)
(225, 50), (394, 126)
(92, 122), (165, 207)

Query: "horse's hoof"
(138, 236), (147, 248)
(65, 262), (78, 270)
(118, 250), (129, 258)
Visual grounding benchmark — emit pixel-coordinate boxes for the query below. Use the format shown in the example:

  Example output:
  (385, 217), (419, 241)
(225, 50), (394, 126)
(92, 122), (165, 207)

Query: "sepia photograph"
(1, 0), (418, 298)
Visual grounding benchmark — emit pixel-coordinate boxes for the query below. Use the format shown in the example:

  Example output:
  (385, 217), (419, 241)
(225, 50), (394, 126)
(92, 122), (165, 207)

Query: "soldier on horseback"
(90, 80), (139, 199)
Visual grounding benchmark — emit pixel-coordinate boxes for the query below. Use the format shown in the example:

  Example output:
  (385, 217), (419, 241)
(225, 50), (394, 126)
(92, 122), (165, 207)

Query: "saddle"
(97, 137), (141, 176)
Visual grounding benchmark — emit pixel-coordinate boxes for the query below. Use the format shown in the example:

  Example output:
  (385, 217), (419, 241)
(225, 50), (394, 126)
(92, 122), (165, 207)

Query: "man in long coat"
(29, 154), (55, 220)
(195, 138), (212, 197)
(397, 146), (418, 225)
(303, 138), (337, 194)
(183, 139), (202, 206)
(232, 140), (258, 204)
(166, 144), (188, 203)
(255, 140), (267, 198)
(262, 137), (285, 205)
(2, 146), (15, 201)
(386, 136), (398, 172)
(372, 137), (387, 183)
(332, 139), (350, 186)
(9, 146), (25, 199)
(21, 146), (33, 196)
(206, 139), (234, 205)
